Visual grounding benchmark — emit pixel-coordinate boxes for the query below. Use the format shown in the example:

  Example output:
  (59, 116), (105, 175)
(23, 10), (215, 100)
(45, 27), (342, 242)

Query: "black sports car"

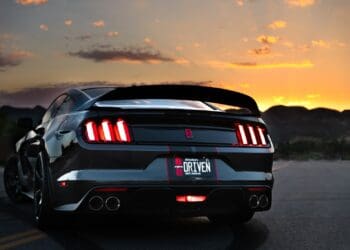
(3, 84), (274, 227)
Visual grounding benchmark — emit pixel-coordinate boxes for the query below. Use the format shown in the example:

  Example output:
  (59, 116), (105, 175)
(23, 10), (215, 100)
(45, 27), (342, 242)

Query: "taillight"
(235, 123), (268, 147)
(83, 118), (132, 143)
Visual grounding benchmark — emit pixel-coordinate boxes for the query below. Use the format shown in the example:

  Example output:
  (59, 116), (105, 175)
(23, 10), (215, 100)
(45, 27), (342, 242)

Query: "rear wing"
(85, 85), (260, 115)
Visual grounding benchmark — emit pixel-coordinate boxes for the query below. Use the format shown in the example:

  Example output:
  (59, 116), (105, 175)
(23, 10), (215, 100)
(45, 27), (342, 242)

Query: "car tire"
(209, 210), (255, 225)
(33, 152), (57, 229)
(3, 155), (28, 203)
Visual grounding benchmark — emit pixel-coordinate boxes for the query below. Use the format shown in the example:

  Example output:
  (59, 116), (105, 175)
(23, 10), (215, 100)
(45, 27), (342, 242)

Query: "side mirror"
(17, 117), (34, 130)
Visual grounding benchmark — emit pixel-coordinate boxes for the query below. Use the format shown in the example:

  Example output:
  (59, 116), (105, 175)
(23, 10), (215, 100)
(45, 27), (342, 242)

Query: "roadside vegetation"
(275, 139), (350, 160)
(1, 105), (350, 164)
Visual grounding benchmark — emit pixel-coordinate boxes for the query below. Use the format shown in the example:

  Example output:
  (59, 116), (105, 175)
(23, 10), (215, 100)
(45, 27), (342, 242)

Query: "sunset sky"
(0, 0), (349, 110)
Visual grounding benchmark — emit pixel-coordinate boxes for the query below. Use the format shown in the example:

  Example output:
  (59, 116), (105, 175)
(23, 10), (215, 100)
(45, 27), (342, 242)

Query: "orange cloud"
(268, 20), (287, 30)
(312, 40), (331, 48)
(312, 40), (346, 49)
(285, 0), (315, 7)
(206, 60), (314, 69)
(236, 0), (244, 6)
(107, 31), (119, 37)
(256, 35), (279, 45)
(92, 20), (105, 28)
(64, 19), (72, 26)
(175, 58), (190, 65)
(39, 24), (48, 31)
(16, 0), (47, 6)
(144, 37), (152, 44)
(175, 45), (184, 51)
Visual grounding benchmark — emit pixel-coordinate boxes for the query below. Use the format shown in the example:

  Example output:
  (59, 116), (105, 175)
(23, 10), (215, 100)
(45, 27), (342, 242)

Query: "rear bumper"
(51, 166), (273, 215)
(54, 185), (272, 217)
(48, 141), (274, 215)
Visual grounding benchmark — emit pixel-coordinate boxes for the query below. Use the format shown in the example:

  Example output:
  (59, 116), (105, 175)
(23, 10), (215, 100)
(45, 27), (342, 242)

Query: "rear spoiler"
(86, 85), (260, 115)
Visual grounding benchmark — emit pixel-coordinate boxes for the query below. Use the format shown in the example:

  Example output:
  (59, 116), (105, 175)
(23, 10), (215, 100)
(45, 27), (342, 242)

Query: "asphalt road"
(0, 161), (349, 250)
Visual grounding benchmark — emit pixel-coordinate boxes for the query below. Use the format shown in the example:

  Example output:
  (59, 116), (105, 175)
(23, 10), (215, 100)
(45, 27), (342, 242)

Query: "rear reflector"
(58, 181), (68, 188)
(235, 123), (268, 147)
(247, 187), (267, 192)
(83, 118), (132, 143)
(176, 195), (207, 203)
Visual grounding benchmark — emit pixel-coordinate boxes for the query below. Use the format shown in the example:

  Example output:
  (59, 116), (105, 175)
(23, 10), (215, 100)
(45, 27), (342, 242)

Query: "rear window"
(83, 87), (115, 98)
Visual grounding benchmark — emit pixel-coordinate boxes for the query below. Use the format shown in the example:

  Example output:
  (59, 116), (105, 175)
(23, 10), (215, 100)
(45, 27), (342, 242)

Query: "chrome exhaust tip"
(105, 196), (121, 211)
(258, 194), (269, 209)
(248, 195), (259, 209)
(88, 196), (104, 211)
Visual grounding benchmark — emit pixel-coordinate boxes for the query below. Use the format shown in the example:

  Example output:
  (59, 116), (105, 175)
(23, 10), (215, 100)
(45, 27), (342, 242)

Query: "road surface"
(0, 161), (349, 250)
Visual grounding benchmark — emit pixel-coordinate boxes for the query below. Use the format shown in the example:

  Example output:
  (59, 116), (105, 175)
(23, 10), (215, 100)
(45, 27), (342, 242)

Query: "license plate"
(168, 157), (216, 180)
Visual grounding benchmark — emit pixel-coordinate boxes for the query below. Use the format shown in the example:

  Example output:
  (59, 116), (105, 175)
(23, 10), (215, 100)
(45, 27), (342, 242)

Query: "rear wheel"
(209, 210), (254, 225)
(33, 152), (56, 228)
(3, 155), (27, 203)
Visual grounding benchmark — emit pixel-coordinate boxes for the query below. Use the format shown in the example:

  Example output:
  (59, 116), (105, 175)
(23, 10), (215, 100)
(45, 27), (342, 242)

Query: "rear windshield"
(83, 87), (115, 98)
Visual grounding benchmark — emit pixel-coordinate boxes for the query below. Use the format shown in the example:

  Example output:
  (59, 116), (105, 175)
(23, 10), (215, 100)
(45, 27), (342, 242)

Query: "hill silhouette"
(0, 105), (349, 162)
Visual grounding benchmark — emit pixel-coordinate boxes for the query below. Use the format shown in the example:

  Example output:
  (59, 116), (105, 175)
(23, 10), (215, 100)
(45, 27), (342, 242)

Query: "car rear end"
(49, 85), (274, 218)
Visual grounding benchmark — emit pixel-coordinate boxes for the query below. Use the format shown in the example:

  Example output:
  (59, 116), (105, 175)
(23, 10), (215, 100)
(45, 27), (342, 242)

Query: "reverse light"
(83, 118), (132, 143)
(235, 123), (268, 147)
(176, 195), (207, 203)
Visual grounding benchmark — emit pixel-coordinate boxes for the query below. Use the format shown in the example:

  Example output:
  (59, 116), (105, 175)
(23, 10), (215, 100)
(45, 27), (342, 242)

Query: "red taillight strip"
(257, 127), (267, 146)
(236, 124), (248, 145)
(248, 125), (258, 145)
(101, 120), (114, 142)
(116, 119), (131, 142)
(84, 118), (132, 143)
(235, 123), (268, 147)
(85, 121), (98, 142)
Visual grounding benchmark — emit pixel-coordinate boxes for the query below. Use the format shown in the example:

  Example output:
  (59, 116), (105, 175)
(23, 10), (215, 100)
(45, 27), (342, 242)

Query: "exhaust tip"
(258, 194), (269, 209)
(88, 196), (104, 211)
(105, 196), (121, 211)
(248, 195), (259, 209)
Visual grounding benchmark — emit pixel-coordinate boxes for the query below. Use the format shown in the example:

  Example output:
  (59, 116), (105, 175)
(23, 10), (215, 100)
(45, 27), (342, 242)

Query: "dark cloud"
(0, 53), (21, 68)
(68, 47), (174, 63)
(232, 62), (257, 66)
(0, 81), (211, 108)
(249, 46), (271, 55)
(76, 34), (92, 41)
(0, 50), (32, 71)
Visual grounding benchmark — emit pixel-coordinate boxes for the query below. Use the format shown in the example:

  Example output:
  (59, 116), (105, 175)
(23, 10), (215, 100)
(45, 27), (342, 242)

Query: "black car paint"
(12, 85), (274, 218)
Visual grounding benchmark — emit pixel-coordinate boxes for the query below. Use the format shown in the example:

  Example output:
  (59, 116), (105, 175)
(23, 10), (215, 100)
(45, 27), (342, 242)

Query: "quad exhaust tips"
(249, 194), (269, 209)
(105, 196), (121, 211)
(88, 196), (104, 211)
(88, 195), (121, 211)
